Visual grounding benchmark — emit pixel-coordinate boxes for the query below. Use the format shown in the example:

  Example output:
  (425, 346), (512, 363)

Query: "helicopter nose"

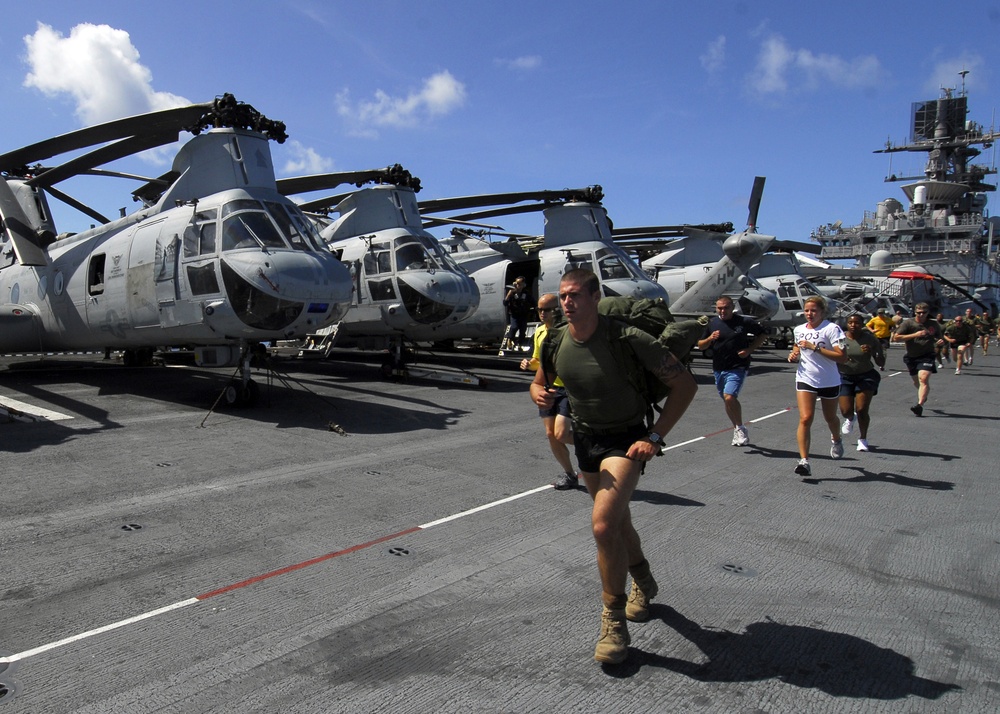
(396, 270), (479, 325)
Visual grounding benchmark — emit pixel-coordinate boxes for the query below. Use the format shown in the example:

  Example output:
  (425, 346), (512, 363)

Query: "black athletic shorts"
(839, 369), (881, 397)
(573, 422), (648, 474)
(903, 354), (937, 375)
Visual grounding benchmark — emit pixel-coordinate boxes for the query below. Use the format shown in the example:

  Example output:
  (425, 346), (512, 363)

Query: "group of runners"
(520, 269), (994, 665)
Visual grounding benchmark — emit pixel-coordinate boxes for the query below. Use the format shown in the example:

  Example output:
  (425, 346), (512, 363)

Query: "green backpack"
(540, 296), (706, 427)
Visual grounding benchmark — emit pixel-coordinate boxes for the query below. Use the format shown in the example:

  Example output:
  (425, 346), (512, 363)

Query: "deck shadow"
(603, 607), (960, 702)
(801, 466), (955, 490)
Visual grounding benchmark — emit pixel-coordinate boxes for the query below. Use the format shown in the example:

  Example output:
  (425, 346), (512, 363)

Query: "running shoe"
(857, 439), (870, 452)
(553, 472), (579, 490)
(910, 404), (923, 417)
(732, 425), (749, 447)
(955, 368), (961, 375)
(830, 439), (844, 459)
(841, 418), (854, 436)
(794, 459), (811, 476)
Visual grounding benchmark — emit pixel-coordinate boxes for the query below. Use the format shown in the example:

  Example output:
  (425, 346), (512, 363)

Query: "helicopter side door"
(127, 220), (165, 330)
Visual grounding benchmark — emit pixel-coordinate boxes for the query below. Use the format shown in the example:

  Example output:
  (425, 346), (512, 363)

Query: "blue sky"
(2, 1), (999, 243)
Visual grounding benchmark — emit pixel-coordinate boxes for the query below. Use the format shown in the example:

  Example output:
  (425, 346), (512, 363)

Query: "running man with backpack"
(529, 269), (697, 664)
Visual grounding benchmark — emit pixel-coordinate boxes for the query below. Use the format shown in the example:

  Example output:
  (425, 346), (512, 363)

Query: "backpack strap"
(605, 318), (657, 428)
(539, 324), (566, 388)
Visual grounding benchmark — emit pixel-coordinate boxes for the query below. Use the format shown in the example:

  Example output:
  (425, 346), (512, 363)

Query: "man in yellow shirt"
(866, 308), (893, 369)
(520, 293), (578, 489)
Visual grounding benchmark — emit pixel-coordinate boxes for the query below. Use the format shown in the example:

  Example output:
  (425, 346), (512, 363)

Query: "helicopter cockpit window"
(367, 277), (396, 301)
(418, 234), (465, 272)
(183, 208), (218, 258)
(363, 241), (392, 275)
(597, 247), (644, 281)
(265, 201), (325, 252)
(221, 207), (286, 251)
(394, 236), (432, 271)
(565, 254), (594, 273)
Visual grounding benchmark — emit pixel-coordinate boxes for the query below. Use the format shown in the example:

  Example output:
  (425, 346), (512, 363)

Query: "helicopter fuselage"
(0, 186), (353, 354)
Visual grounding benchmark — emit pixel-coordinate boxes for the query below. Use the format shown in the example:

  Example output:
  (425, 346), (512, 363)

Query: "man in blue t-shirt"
(697, 296), (767, 446)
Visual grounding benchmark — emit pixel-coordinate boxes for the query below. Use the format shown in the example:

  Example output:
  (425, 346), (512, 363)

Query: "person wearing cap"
(865, 309), (894, 369)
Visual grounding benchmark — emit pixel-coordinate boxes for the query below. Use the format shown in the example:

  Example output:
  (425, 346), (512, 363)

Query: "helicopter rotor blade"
(25, 130), (183, 189)
(418, 186), (603, 215)
(423, 203), (551, 229)
(747, 176), (765, 231)
(0, 102), (213, 174)
(41, 185), (111, 225)
(277, 164), (421, 199)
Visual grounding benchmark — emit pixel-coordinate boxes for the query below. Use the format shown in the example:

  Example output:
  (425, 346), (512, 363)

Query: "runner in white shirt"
(787, 296), (848, 476)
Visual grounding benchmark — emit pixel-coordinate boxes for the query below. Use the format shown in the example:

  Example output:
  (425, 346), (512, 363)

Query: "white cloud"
(700, 35), (726, 74)
(747, 34), (884, 96)
(23, 22), (190, 126)
(495, 55), (542, 71)
(280, 140), (334, 176)
(925, 56), (983, 95)
(337, 70), (466, 136)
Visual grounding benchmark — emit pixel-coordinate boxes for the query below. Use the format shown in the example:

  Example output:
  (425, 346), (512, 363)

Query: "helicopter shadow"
(606, 606), (960, 702)
(800, 465), (955, 490)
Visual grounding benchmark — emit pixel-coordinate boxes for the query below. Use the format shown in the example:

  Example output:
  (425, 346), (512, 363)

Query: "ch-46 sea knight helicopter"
(273, 165), (481, 383)
(0, 94), (353, 405)
(613, 177), (781, 322)
(418, 186), (668, 348)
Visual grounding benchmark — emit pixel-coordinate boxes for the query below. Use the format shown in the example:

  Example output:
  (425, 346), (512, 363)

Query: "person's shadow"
(609, 606), (960, 701)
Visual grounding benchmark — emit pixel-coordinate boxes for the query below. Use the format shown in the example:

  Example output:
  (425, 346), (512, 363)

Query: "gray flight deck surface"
(0, 345), (996, 713)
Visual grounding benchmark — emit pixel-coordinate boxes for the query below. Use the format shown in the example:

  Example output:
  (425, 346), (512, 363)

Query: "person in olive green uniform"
(530, 269), (697, 665)
(839, 314), (886, 451)
(943, 315), (975, 374)
(892, 302), (941, 416)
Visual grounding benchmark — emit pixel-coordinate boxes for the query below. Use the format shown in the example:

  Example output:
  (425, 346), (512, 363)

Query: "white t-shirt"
(794, 319), (846, 389)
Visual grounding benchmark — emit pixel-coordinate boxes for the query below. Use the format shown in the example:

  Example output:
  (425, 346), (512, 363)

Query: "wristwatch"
(647, 432), (664, 446)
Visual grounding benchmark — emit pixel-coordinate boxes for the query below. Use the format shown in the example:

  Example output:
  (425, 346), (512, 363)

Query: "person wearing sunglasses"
(520, 293), (579, 490)
(891, 302), (941, 416)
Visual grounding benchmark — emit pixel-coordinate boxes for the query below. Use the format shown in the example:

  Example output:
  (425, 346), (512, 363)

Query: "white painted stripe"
(662, 436), (705, 451)
(419, 485), (553, 529)
(0, 598), (200, 664)
(0, 396), (74, 421)
(748, 409), (792, 423)
(1, 405), (807, 665)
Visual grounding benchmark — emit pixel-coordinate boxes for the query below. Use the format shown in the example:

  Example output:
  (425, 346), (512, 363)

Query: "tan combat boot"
(594, 605), (630, 664)
(625, 573), (658, 622)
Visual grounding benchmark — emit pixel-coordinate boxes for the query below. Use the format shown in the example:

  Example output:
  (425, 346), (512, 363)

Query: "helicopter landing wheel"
(223, 379), (259, 408)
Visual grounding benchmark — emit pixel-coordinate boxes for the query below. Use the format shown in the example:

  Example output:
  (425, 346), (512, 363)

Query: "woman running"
(838, 313), (886, 452)
(787, 296), (848, 476)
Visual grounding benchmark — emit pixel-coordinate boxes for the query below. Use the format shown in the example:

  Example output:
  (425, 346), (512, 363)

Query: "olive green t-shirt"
(553, 316), (670, 430)
(895, 318), (940, 358)
(840, 329), (881, 375)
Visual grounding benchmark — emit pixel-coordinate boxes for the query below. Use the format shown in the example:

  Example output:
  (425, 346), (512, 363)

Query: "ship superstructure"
(813, 78), (1000, 315)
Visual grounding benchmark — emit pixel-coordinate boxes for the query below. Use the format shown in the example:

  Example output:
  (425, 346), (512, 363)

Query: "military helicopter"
(0, 94), (354, 405)
(419, 186), (669, 348)
(275, 166), (481, 382)
(612, 177), (780, 322)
